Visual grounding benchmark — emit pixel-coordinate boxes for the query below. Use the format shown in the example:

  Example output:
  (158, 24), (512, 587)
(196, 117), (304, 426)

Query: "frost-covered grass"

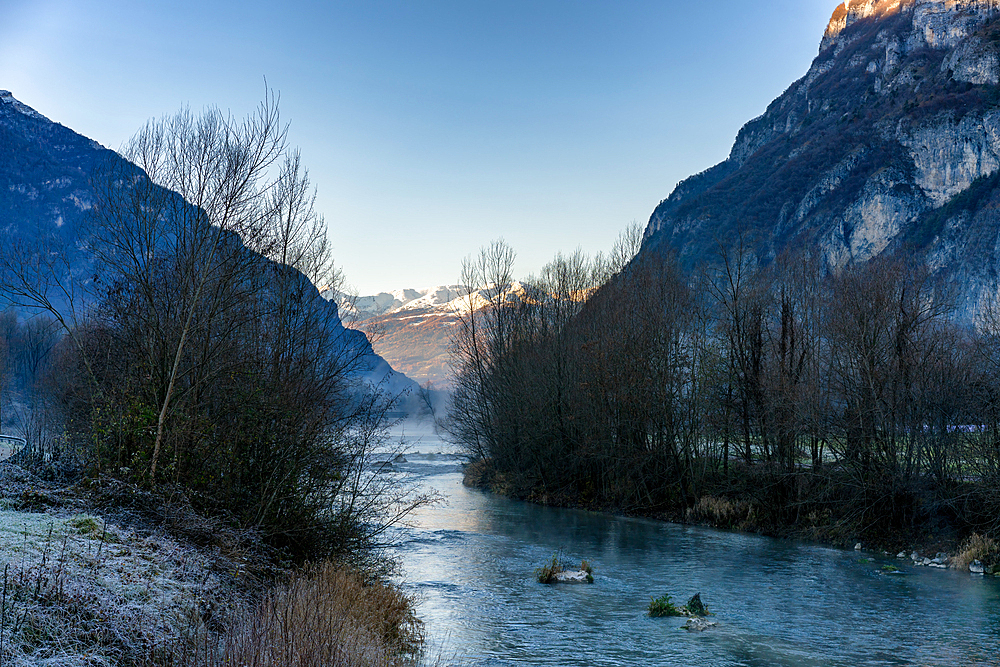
(0, 505), (237, 666)
(0, 461), (428, 667)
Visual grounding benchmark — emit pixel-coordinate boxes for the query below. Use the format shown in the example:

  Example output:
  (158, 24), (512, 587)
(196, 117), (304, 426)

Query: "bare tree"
(706, 235), (769, 466)
(0, 320), (7, 434)
(594, 221), (645, 283)
(447, 239), (517, 462)
(0, 234), (97, 385)
(89, 91), (290, 481)
(265, 150), (343, 293)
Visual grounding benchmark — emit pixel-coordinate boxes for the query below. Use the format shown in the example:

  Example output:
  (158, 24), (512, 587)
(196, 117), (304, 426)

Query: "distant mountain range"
(328, 286), (472, 389)
(0, 90), (421, 408)
(328, 284), (532, 389)
(641, 0), (1000, 318)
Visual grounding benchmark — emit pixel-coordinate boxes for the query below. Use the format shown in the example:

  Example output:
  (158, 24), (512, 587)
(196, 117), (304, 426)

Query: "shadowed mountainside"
(0, 91), (417, 401)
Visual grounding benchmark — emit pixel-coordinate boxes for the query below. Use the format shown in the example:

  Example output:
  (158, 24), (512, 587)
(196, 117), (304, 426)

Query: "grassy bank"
(191, 561), (422, 667)
(0, 461), (424, 666)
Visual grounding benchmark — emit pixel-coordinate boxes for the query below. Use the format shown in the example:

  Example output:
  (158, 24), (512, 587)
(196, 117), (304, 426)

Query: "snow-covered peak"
(0, 91), (50, 122)
(333, 285), (470, 318)
(391, 285), (471, 312)
(329, 282), (531, 320)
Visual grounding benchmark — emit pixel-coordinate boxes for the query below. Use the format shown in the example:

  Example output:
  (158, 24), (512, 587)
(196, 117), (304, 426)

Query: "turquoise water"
(391, 427), (1000, 666)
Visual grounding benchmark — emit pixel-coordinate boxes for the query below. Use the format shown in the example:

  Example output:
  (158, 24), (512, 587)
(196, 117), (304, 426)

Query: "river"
(388, 420), (1000, 666)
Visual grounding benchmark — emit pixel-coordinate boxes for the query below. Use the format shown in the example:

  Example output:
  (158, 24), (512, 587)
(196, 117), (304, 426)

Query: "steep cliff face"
(644, 0), (1000, 316)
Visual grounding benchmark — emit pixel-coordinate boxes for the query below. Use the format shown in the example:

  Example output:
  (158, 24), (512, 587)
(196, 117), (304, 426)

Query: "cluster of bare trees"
(1, 95), (428, 561)
(0, 312), (61, 453)
(450, 237), (1000, 540)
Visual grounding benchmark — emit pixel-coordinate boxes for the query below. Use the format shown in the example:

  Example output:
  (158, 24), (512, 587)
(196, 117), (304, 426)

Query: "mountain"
(0, 91), (419, 406)
(0, 91), (107, 244)
(330, 286), (471, 389)
(642, 0), (1000, 318)
(345, 286), (470, 321)
(329, 283), (532, 389)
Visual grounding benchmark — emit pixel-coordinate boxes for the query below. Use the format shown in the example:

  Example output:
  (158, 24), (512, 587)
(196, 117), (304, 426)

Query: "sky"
(1, 0), (837, 295)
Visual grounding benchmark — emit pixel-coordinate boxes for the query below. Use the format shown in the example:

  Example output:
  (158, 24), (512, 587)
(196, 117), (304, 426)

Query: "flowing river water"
(388, 420), (1000, 666)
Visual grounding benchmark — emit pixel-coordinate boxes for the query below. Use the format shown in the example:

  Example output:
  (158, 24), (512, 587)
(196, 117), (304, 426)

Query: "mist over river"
(387, 420), (1000, 666)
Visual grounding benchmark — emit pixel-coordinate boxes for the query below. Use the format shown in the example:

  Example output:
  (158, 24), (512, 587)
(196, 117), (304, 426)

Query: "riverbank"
(0, 461), (423, 666)
(463, 458), (1000, 576)
(400, 447), (1000, 666)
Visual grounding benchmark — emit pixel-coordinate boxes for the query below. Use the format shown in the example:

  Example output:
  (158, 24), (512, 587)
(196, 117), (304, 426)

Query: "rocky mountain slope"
(0, 91), (418, 404)
(643, 0), (1000, 317)
(330, 284), (530, 389)
(0, 90), (107, 244)
(331, 286), (473, 389)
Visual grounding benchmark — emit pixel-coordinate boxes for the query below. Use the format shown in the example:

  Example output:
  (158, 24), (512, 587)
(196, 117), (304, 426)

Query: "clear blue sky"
(1, 0), (837, 294)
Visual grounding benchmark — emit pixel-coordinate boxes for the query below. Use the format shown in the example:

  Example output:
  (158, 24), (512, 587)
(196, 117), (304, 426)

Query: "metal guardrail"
(0, 435), (27, 461)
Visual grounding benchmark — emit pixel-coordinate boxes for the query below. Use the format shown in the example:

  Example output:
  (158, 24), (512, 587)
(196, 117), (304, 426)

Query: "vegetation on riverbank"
(0, 463), (426, 666)
(450, 237), (1000, 560)
(0, 96), (431, 664)
(184, 561), (422, 667)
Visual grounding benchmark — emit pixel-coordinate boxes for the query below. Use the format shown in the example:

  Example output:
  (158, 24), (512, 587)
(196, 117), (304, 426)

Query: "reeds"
(685, 495), (753, 530)
(953, 533), (999, 571)
(169, 561), (423, 667)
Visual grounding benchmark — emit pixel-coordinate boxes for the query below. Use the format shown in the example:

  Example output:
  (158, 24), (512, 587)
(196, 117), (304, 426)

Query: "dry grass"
(953, 533), (1000, 572)
(173, 561), (422, 667)
(685, 496), (755, 530)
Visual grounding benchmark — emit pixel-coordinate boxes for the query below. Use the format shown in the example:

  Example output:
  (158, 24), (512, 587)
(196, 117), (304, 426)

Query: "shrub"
(648, 594), (682, 618)
(535, 554), (563, 584)
(685, 593), (710, 617)
(17, 487), (56, 512)
(463, 458), (490, 488)
(68, 515), (101, 535)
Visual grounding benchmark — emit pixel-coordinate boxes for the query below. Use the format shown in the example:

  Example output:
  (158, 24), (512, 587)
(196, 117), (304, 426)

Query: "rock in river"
(683, 618), (718, 632)
(553, 570), (592, 584)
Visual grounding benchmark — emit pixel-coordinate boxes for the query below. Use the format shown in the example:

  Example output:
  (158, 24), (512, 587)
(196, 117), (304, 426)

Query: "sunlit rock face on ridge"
(825, 1), (1000, 52)
(329, 283), (533, 389)
(643, 0), (1000, 319)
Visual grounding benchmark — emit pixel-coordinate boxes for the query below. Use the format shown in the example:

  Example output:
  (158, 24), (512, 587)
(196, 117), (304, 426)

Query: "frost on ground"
(0, 463), (245, 666)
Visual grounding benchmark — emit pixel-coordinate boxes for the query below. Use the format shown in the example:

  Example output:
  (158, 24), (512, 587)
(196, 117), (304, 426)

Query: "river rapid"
(387, 420), (1000, 666)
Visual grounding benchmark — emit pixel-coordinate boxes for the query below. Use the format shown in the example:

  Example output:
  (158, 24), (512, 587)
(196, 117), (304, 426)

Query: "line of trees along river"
(448, 236), (1000, 553)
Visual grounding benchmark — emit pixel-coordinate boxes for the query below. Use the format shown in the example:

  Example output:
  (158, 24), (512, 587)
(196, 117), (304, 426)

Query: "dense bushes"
(449, 238), (1000, 548)
(1, 97), (427, 565)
